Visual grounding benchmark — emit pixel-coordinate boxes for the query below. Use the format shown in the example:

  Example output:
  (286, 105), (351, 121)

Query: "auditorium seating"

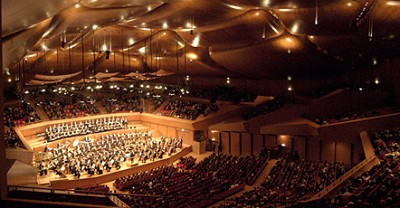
(220, 159), (352, 207)
(152, 96), (164, 110)
(189, 86), (257, 104)
(161, 99), (219, 120)
(190, 152), (268, 185)
(114, 152), (267, 207)
(101, 96), (141, 113)
(4, 128), (25, 149)
(307, 106), (399, 125)
(325, 128), (400, 207)
(41, 100), (100, 120)
(242, 97), (287, 120)
(119, 168), (242, 208)
(74, 185), (110, 194)
(4, 103), (41, 127)
(176, 156), (196, 170)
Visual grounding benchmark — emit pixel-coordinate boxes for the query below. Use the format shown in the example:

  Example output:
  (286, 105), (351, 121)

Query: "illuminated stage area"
(10, 113), (195, 190)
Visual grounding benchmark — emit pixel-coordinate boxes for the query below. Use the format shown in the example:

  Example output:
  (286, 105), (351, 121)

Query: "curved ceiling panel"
(184, 10), (284, 50)
(276, 0), (361, 36)
(359, 0), (400, 41)
(123, 0), (246, 30)
(2, 0), (400, 82)
(2, 0), (77, 37)
(227, 0), (349, 8)
(3, 18), (53, 70)
(211, 35), (347, 79)
(80, 0), (164, 8)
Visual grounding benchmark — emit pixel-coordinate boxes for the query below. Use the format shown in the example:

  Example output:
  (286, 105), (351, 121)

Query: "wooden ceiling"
(3, 0), (400, 82)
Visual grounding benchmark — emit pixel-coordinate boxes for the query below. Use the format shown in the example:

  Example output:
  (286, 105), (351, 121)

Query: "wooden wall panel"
(321, 141), (335, 163)
(336, 141), (351, 163)
(265, 135), (276, 149)
(241, 133), (251, 156)
(221, 132), (230, 154)
(253, 134), (263, 155)
(293, 136), (306, 160)
(307, 137), (320, 161)
(230, 132), (241, 156)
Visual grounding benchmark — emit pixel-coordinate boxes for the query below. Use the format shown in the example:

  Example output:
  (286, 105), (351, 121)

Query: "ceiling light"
(162, 22), (168, 29)
(74, 3), (81, 8)
(291, 23), (299, 33)
(224, 3), (244, 10)
(128, 38), (134, 45)
(177, 41), (184, 47)
(41, 44), (48, 51)
(187, 53), (198, 60)
(139, 47), (146, 54)
(102, 44), (107, 51)
(262, 0), (271, 7)
(278, 8), (293, 12)
(387, 1), (400, 6)
(192, 35), (200, 47)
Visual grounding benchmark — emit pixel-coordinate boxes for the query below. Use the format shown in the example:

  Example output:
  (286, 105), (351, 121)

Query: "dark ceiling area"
(2, 0), (400, 83)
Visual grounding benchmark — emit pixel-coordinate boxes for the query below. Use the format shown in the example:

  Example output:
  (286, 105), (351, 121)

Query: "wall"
(212, 130), (360, 164)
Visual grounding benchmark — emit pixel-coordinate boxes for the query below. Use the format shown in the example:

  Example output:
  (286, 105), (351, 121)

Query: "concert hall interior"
(2, 0), (400, 207)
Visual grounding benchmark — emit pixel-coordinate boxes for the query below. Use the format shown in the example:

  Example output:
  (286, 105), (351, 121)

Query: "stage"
(10, 113), (198, 189)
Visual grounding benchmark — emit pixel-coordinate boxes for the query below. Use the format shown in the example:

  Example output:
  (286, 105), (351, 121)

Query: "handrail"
(7, 184), (246, 205)
(108, 195), (130, 208)
(299, 154), (377, 203)
(299, 131), (378, 203)
(359, 131), (375, 159)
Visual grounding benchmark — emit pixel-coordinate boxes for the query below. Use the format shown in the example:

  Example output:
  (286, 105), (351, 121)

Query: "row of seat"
(114, 152), (267, 207)
(324, 128), (400, 207)
(219, 159), (352, 207)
